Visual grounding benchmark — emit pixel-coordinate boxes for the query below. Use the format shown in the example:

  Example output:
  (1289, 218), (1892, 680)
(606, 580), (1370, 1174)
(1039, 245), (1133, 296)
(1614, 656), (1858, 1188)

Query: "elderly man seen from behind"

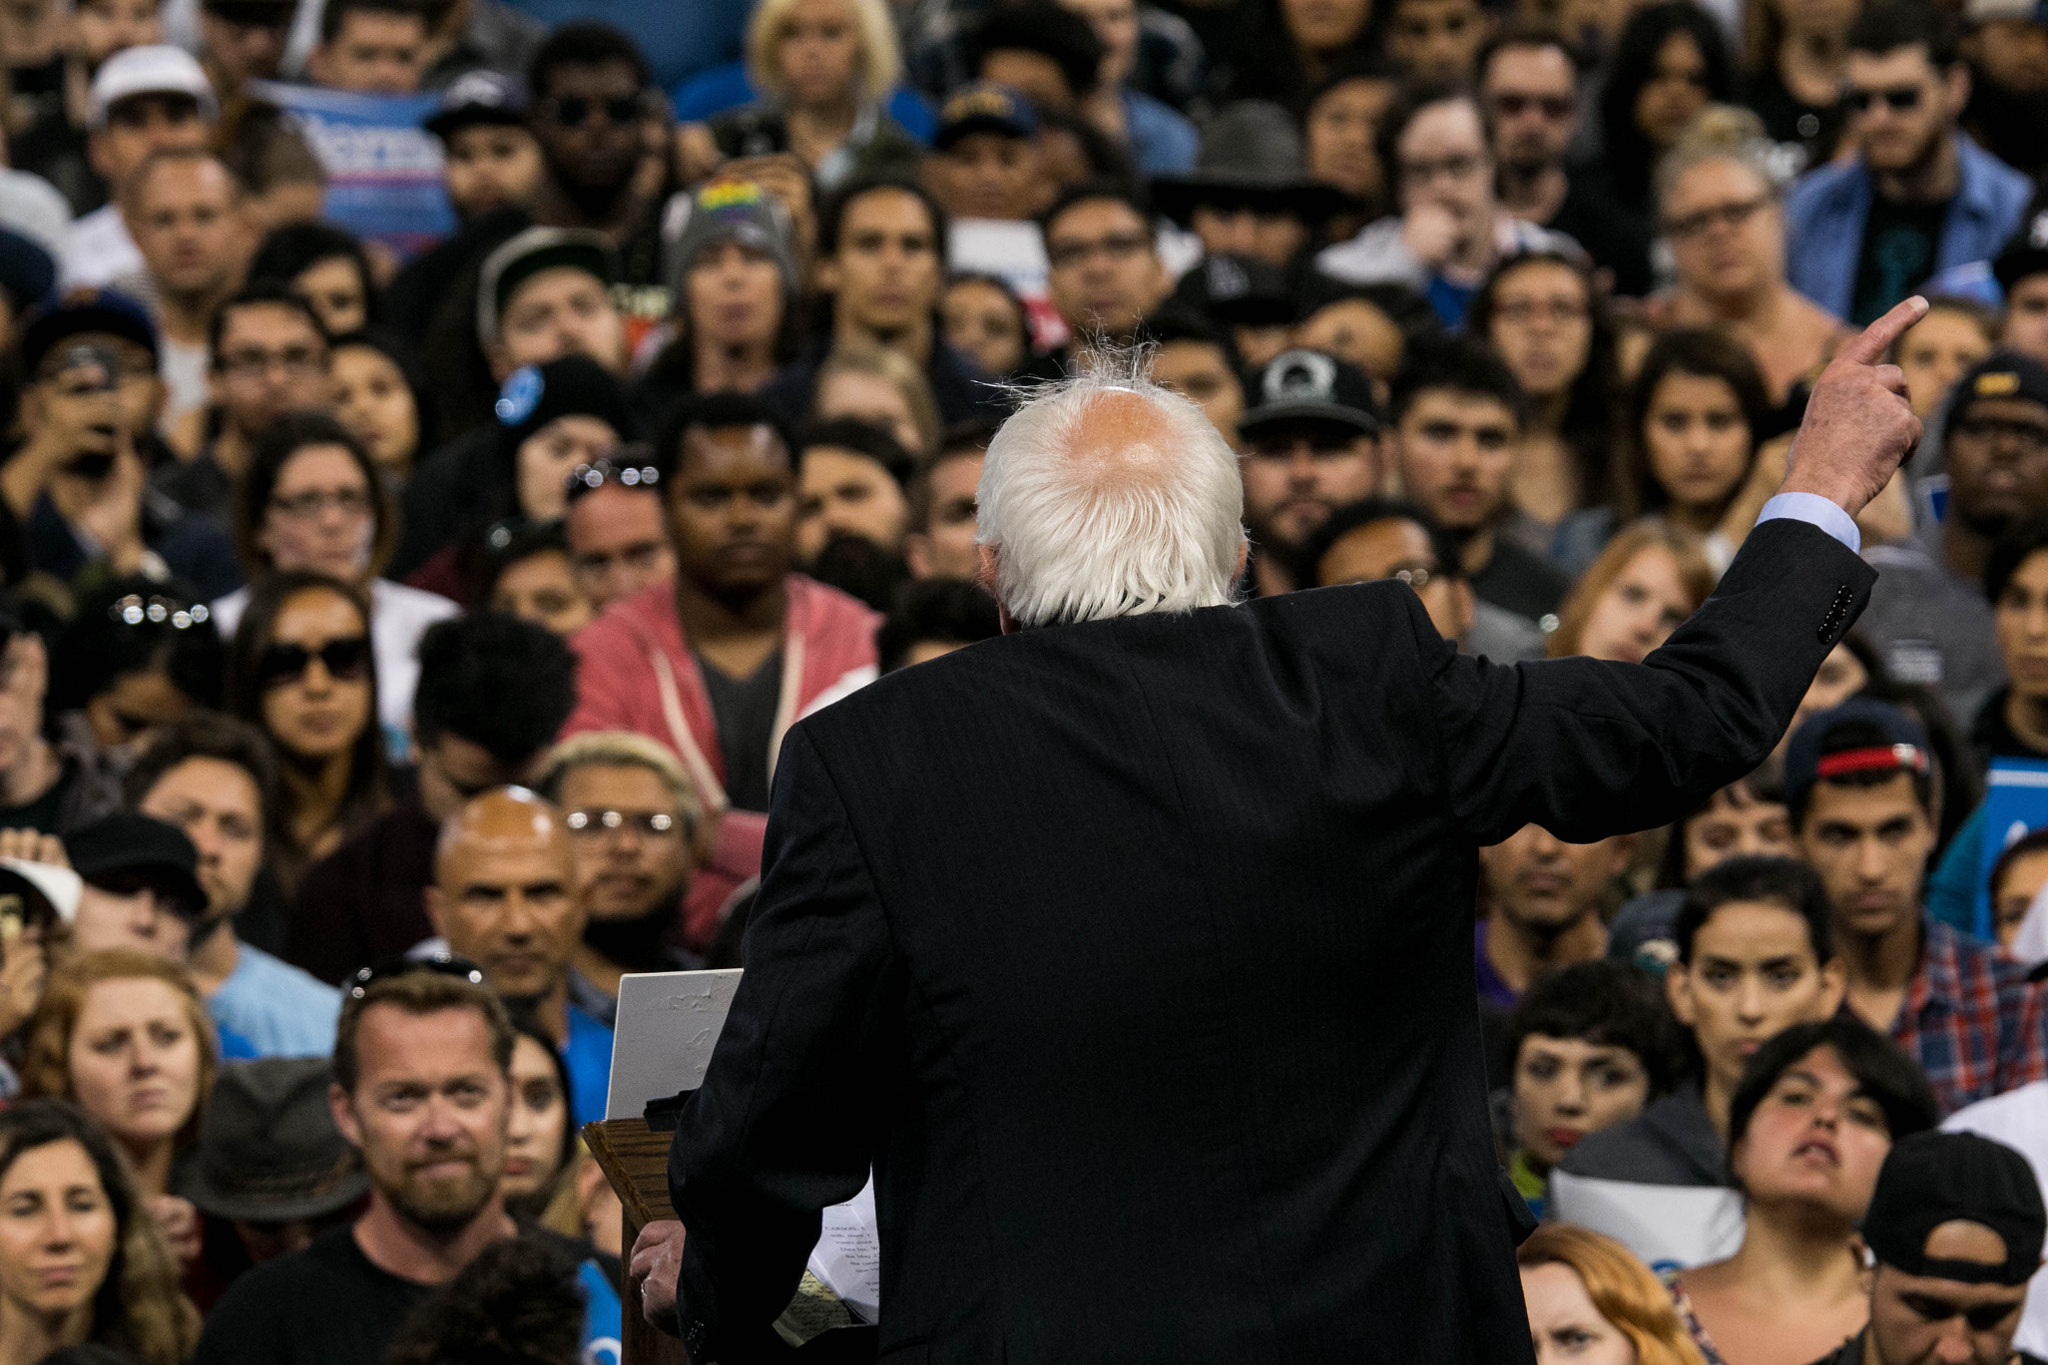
(632, 301), (1935, 1362)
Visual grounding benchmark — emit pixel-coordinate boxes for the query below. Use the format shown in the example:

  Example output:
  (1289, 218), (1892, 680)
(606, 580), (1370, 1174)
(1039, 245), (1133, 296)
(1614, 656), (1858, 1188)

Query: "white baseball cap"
(89, 45), (218, 130)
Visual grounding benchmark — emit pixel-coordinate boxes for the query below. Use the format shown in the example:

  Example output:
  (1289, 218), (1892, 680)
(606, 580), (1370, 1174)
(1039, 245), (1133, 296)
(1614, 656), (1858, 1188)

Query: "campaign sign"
(248, 81), (455, 259)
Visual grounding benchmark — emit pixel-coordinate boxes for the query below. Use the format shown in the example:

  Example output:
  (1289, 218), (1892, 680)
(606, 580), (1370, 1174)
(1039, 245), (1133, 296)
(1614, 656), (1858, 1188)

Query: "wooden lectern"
(584, 1117), (690, 1365)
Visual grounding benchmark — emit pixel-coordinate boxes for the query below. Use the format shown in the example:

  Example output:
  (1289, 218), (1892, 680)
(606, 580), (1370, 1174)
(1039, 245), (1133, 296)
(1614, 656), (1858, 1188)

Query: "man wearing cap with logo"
(1788, 698), (2048, 1115)
(928, 82), (1051, 225)
(426, 70), (543, 224)
(1802, 1130), (2046, 1364)
(61, 44), (215, 290)
(1235, 347), (1385, 597)
(1859, 350), (2048, 725)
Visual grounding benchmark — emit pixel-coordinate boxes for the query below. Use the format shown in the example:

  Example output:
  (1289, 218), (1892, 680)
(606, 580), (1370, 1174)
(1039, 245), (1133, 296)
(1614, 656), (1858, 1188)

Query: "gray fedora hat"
(181, 1058), (368, 1224)
(1152, 101), (1352, 226)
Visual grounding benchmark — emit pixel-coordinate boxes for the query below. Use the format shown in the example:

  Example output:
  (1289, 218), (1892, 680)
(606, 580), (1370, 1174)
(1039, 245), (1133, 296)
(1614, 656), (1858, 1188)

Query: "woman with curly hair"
(1519, 1222), (1708, 1365)
(0, 1099), (199, 1365)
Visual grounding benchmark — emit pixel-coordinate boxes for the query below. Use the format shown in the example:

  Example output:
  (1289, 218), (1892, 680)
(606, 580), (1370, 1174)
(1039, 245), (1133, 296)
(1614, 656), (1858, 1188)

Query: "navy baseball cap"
(934, 83), (1037, 150)
(1783, 697), (1930, 811)
(18, 288), (158, 376)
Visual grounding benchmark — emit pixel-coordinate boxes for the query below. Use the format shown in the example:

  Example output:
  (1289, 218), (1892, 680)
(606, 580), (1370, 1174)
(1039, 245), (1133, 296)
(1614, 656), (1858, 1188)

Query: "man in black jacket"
(631, 298), (1934, 1363)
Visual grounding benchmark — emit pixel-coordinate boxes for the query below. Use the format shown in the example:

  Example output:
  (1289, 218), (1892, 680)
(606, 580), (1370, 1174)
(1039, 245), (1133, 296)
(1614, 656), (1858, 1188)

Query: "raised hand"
(1780, 296), (1930, 518)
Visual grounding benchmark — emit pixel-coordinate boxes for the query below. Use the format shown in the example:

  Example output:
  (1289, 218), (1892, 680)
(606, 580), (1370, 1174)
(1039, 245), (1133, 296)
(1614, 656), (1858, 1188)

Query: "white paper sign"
(604, 969), (743, 1121)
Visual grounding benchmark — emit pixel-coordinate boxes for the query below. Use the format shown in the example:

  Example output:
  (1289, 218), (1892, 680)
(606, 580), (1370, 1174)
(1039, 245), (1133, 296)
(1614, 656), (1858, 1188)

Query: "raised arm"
(1428, 299), (1928, 847)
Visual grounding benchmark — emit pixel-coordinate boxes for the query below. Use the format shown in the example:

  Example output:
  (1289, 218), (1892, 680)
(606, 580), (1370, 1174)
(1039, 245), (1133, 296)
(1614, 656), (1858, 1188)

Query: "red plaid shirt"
(1890, 919), (2048, 1116)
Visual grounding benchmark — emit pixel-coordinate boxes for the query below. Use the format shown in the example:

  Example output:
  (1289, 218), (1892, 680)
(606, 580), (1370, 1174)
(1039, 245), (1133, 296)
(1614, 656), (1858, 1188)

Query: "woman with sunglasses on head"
(1666, 1017), (1938, 1365)
(224, 571), (391, 897)
(0, 1098), (199, 1365)
(211, 412), (458, 757)
(1645, 108), (1851, 411)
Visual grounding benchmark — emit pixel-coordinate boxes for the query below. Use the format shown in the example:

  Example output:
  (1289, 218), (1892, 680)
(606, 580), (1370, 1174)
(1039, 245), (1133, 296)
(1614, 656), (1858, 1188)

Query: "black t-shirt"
(1469, 537), (1570, 624)
(1742, 66), (1846, 178)
(1851, 193), (1950, 325)
(192, 1223), (594, 1365)
(0, 760), (73, 835)
(698, 647), (783, 813)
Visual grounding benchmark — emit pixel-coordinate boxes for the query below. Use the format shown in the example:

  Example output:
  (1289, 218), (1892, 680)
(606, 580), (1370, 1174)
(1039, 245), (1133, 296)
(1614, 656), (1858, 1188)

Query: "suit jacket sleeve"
(1424, 517), (1874, 847)
(667, 724), (896, 1358)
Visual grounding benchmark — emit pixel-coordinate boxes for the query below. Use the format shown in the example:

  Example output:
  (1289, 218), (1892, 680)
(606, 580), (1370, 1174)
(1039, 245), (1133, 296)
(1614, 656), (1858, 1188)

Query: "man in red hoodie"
(562, 391), (881, 949)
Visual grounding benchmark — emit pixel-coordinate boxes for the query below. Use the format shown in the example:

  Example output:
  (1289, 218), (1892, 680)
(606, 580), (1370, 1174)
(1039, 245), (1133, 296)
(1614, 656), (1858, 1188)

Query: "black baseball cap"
(1865, 1131), (2045, 1285)
(1951, 350), (2048, 416)
(64, 812), (206, 920)
(1782, 697), (1930, 812)
(18, 289), (158, 376)
(1238, 348), (1381, 440)
(933, 82), (1037, 150)
(424, 69), (528, 140)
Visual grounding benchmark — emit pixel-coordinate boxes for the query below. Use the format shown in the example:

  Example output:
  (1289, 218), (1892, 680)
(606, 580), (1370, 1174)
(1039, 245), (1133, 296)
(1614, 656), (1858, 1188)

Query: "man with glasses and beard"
(534, 732), (704, 1020)
(193, 958), (593, 1365)
(1786, 0), (2030, 325)
(525, 22), (671, 286)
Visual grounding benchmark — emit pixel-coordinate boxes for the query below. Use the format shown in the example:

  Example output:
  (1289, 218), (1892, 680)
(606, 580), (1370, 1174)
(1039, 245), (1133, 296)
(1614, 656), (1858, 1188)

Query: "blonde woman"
(679, 0), (922, 192)
(1519, 1224), (1709, 1365)
(1548, 522), (1718, 664)
(814, 345), (946, 461)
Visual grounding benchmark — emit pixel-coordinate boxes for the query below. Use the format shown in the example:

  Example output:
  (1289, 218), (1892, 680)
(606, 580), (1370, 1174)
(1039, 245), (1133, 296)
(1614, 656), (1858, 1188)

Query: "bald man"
(425, 787), (613, 1126)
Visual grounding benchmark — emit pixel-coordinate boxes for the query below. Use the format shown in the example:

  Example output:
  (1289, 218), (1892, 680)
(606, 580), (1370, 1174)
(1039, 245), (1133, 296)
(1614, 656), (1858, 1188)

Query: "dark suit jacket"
(666, 518), (1873, 1365)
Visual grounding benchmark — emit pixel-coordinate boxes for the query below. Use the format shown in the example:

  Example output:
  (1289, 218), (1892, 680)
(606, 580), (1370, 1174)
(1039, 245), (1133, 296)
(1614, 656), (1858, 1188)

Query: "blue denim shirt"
(1784, 134), (2031, 319)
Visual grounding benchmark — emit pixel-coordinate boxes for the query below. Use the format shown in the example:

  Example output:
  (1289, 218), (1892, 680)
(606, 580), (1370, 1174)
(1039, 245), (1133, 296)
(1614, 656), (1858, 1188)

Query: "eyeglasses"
(1486, 91), (1575, 120)
(270, 487), (373, 519)
(1845, 85), (1923, 114)
(1953, 415), (2048, 453)
(1046, 233), (1151, 270)
(108, 593), (209, 630)
(1400, 153), (1486, 184)
(1664, 195), (1771, 240)
(219, 345), (325, 379)
(565, 456), (661, 503)
(564, 808), (678, 838)
(541, 93), (644, 127)
(346, 952), (487, 1001)
(257, 636), (370, 689)
(1492, 295), (1589, 325)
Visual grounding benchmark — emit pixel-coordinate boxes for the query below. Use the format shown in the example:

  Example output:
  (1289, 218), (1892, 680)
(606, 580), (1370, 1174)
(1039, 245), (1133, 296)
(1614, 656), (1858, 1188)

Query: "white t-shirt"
(61, 203), (143, 290)
(159, 337), (209, 439)
(211, 577), (461, 758)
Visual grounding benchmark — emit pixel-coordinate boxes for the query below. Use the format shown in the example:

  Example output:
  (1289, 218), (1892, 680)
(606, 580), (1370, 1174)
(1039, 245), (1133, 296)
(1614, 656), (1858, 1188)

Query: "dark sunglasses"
(347, 952), (487, 1001)
(1845, 85), (1922, 113)
(565, 454), (661, 504)
(257, 636), (370, 689)
(543, 93), (643, 127)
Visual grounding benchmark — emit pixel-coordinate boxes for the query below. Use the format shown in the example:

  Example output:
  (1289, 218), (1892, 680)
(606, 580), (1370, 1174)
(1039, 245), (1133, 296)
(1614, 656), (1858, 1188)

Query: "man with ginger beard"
(535, 732), (703, 1019)
(192, 960), (593, 1365)
(425, 786), (613, 1130)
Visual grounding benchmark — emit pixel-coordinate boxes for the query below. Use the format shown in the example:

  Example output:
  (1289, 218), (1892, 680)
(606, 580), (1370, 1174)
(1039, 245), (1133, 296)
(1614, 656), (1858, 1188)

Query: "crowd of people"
(0, 0), (2025, 1356)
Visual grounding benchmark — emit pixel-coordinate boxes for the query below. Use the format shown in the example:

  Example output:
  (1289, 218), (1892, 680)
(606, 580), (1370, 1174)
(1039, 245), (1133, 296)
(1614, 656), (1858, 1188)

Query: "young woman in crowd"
(679, 0), (922, 192)
(1892, 295), (1997, 419)
(1550, 858), (1848, 1269)
(1599, 4), (1735, 218)
(1987, 826), (2048, 949)
(1501, 960), (1670, 1217)
(217, 411), (457, 747)
(247, 222), (381, 341)
(1518, 1223), (1709, 1365)
(47, 576), (221, 792)
(330, 331), (428, 486)
(1668, 1016), (1939, 1365)
(1646, 108), (1849, 409)
(1558, 329), (1775, 577)
(813, 347), (944, 462)
(0, 1099), (198, 1365)
(1607, 767), (1798, 969)
(1547, 522), (1716, 664)
(21, 952), (215, 1269)
(942, 275), (1033, 381)
(1467, 249), (1619, 543)
(503, 1016), (575, 1219)
(1301, 59), (1399, 230)
(1740, 0), (1858, 170)
(480, 522), (594, 639)
(224, 572), (391, 895)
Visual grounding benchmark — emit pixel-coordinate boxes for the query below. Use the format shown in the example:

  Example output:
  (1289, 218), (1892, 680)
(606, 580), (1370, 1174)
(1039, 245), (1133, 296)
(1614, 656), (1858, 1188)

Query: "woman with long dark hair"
(223, 571), (391, 894)
(1599, 4), (1735, 215)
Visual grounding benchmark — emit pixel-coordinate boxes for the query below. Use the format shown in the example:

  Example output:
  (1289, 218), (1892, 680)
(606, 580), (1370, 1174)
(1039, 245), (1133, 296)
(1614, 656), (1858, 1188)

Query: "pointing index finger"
(1836, 295), (1931, 367)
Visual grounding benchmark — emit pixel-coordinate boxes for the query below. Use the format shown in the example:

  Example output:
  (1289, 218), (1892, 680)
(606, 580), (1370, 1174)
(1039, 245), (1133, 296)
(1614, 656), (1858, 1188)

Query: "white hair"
(977, 345), (1246, 627)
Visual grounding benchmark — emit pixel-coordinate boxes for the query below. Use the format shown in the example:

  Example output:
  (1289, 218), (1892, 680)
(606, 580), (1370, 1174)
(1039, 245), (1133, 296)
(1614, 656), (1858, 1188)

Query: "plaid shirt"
(1890, 919), (2048, 1116)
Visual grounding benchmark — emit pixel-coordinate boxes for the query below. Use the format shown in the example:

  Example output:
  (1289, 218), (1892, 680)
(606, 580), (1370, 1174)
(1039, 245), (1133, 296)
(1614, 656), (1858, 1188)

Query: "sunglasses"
(565, 455), (661, 504)
(257, 636), (370, 690)
(347, 952), (487, 1001)
(543, 94), (643, 127)
(1845, 85), (1922, 113)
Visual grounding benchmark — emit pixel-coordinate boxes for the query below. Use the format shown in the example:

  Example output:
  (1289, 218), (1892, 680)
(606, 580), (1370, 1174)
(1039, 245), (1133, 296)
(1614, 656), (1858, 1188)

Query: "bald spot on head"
(1058, 386), (1180, 494)
(434, 786), (571, 890)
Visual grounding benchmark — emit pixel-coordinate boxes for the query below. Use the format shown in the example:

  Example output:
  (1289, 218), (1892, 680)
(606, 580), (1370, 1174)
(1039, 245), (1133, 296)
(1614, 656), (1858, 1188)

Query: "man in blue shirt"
(426, 786), (614, 1127)
(1784, 0), (2029, 324)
